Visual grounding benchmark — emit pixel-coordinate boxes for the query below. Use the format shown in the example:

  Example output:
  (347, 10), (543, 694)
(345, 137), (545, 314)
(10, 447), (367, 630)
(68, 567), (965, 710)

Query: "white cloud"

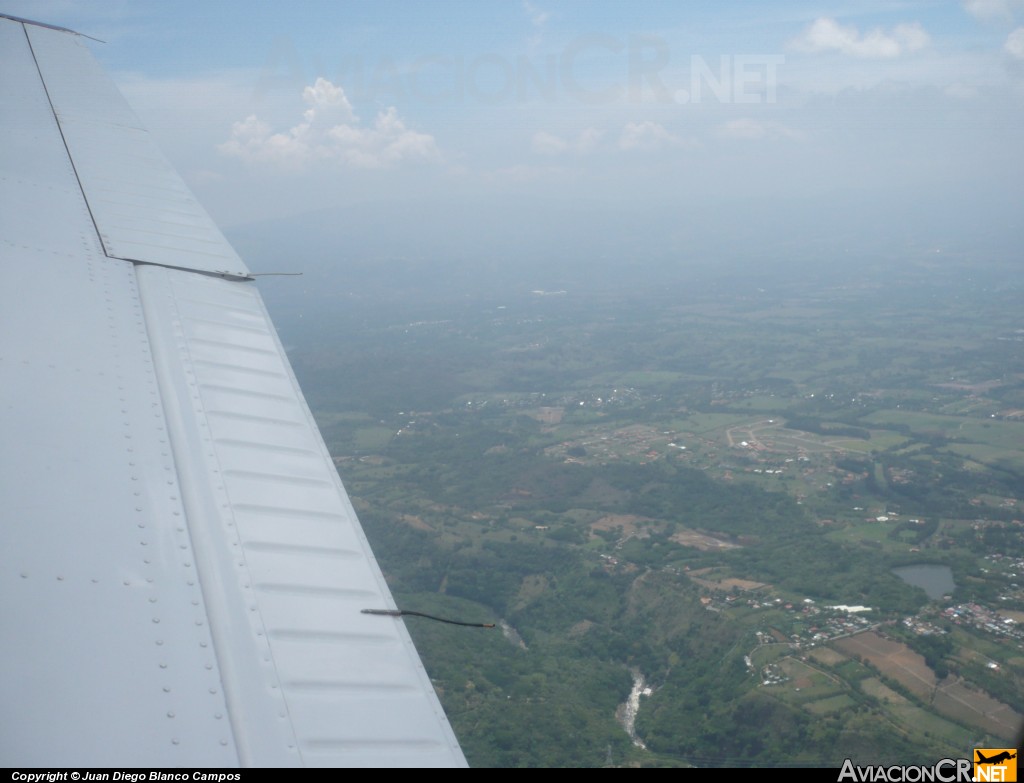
(718, 118), (802, 141)
(523, 0), (549, 29)
(532, 128), (603, 156)
(531, 131), (567, 155)
(963, 0), (1024, 20)
(523, 0), (550, 47)
(945, 82), (980, 98)
(219, 78), (439, 170)
(576, 128), (603, 154)
(301, 77), (356, 125)
(1006, 27), (1024, 57)
(618, 121), (688, 151)
(790, 18), (930, 59)
(484, 163), (566, 183)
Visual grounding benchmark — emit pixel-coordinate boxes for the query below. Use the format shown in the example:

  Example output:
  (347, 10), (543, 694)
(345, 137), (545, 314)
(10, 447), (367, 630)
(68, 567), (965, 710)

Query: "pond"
(891, 564), (955, 600)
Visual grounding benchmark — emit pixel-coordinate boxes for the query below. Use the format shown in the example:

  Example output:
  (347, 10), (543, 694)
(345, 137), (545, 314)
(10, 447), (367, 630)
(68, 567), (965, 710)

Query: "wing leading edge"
(0, 15), (466, 767)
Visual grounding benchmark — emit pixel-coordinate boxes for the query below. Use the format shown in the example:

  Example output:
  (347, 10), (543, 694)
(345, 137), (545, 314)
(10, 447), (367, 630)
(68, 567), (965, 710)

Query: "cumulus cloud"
(219, 77), (439, 169)
(618, 121), (688, 151)
(790, 18), (930, 58)
(1007, 27), (1024, 57)
(300, 77), (356, 125)
(718, 118), (803, 141)
(532, 128), (603, 155)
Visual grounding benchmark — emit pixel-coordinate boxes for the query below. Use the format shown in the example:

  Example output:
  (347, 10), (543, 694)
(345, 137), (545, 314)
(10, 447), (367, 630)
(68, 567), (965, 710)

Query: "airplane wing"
(0, 14), (466, 768)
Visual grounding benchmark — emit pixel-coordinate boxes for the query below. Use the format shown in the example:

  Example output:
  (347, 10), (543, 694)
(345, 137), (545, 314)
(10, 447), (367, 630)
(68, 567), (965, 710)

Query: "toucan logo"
(973, 749), (1017, 782)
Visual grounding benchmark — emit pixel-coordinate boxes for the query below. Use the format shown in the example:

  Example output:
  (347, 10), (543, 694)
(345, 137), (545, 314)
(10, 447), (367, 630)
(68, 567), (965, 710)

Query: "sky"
(7, 1), (1024, 254)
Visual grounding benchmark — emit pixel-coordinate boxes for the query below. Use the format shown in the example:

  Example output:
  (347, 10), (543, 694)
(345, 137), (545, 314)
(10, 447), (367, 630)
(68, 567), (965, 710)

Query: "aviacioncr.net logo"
(837, 758), (973, 782)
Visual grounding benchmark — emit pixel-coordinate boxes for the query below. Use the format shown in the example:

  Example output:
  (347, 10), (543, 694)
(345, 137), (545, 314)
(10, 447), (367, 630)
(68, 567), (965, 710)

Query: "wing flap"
(137, 266), (464, 767)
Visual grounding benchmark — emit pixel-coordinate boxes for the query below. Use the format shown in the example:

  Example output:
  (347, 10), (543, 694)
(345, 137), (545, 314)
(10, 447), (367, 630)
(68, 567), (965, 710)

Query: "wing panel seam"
(21, 23), (107, 259)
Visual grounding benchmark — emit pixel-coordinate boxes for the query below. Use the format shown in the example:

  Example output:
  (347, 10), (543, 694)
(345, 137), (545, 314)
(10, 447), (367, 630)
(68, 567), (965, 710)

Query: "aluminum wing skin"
(0, 16), (466, 768)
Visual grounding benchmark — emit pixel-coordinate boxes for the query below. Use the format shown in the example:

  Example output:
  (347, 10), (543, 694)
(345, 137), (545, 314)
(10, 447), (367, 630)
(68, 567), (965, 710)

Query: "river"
(616, 669), (648, 749)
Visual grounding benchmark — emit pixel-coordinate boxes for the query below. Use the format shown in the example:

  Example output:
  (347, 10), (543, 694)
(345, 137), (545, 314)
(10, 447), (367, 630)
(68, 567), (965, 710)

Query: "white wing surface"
(0, 15), (466, 768)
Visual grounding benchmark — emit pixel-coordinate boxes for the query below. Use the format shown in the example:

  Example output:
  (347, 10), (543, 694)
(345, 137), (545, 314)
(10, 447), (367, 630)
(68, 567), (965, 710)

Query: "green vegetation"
(273, 255), (1024, 766)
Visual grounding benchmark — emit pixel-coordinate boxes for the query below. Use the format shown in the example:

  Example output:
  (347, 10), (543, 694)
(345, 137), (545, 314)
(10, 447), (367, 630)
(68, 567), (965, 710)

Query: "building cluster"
(942, 603), (1022, 641)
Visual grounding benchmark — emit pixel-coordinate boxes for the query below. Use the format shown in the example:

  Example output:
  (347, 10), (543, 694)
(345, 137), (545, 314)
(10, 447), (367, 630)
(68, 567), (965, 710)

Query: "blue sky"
(7, 1), (1024, 235)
